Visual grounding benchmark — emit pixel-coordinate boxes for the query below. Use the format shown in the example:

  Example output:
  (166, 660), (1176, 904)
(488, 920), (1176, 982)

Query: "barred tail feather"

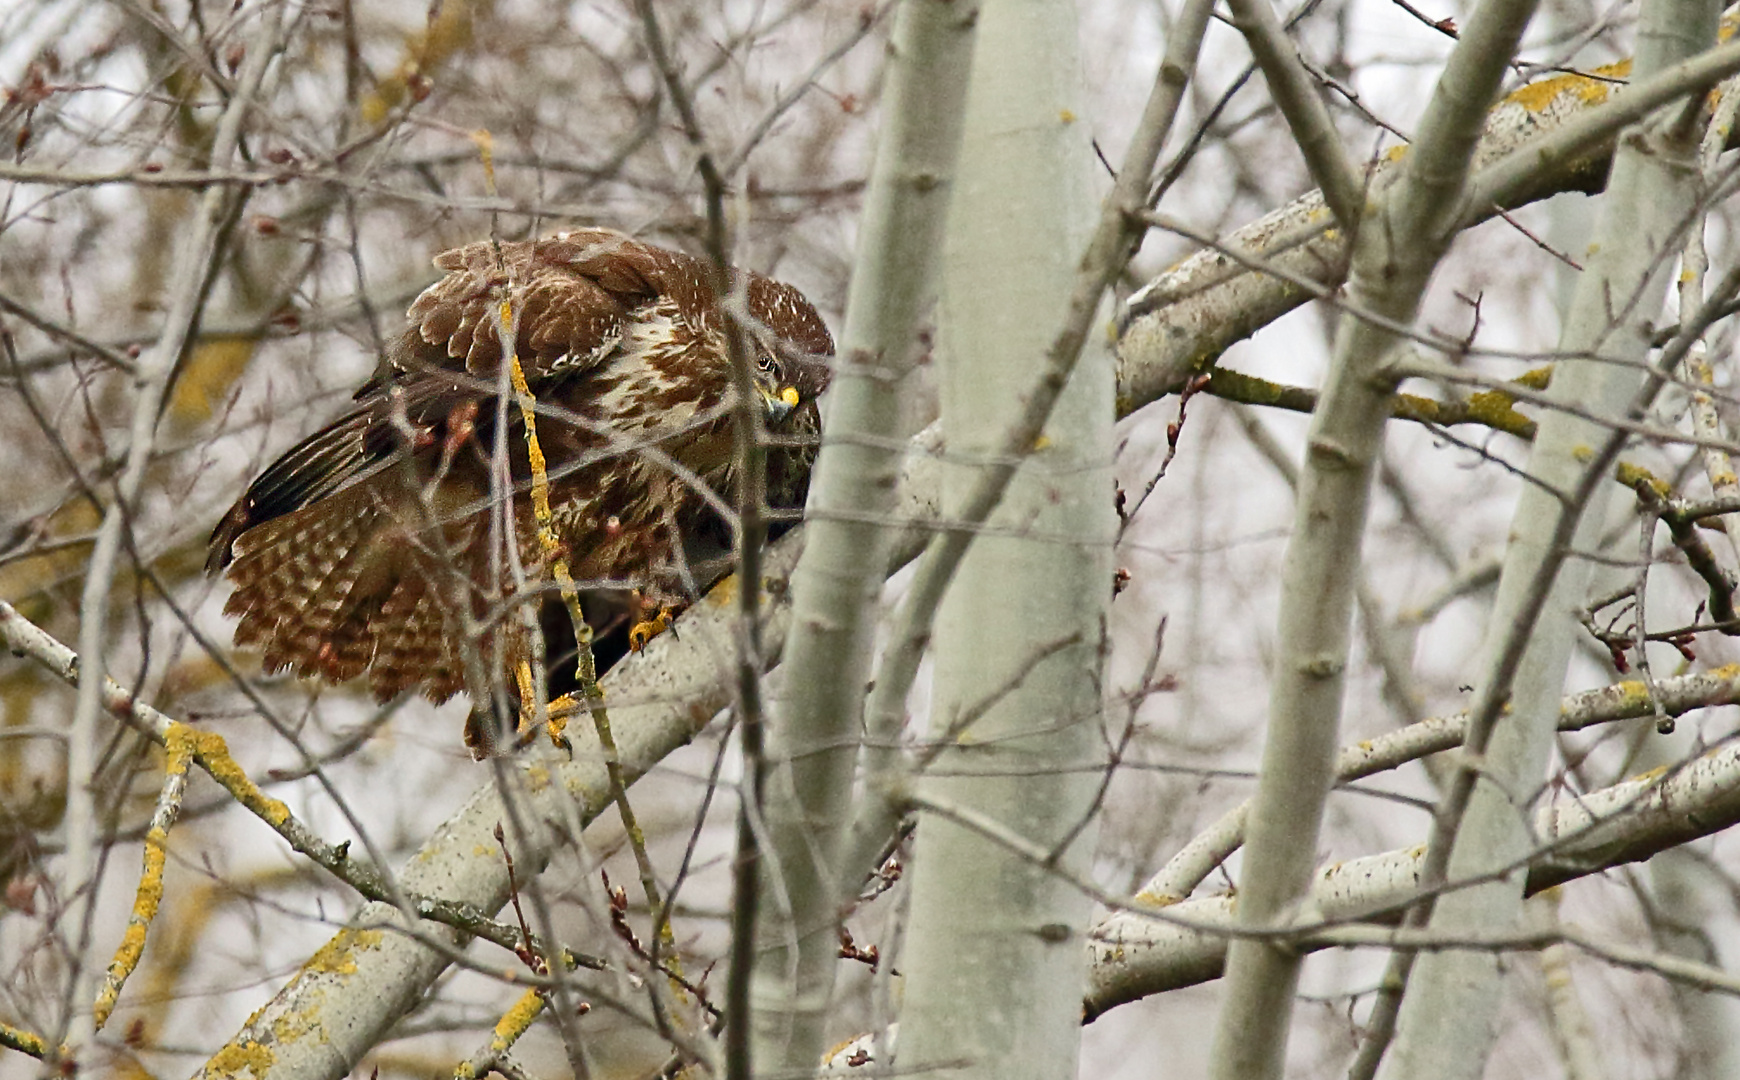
(225, 484), (403, 699)
(207, 409), (377, 573)
(370, 574), (467, 703)
(221, 478), (486, 702)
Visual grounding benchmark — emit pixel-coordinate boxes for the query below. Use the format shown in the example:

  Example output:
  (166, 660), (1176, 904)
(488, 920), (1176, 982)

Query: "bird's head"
(743, 274), (833, 428)
(752, 346), (831, 426)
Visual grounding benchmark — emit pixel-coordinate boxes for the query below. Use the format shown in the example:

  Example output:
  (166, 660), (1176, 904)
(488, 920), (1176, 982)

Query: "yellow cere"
(781, 386), (801, 408)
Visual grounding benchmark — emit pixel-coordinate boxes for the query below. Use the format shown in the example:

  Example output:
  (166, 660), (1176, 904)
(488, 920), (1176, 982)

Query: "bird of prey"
(207, 229), (833, 707)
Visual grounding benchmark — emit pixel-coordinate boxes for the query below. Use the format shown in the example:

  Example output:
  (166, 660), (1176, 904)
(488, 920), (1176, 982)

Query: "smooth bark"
(1379, 4), (1721, 1077)
(892, 2), (1112, 1079)
(1206, 1), (1542, 1077)
(750, 0), (980, 1069)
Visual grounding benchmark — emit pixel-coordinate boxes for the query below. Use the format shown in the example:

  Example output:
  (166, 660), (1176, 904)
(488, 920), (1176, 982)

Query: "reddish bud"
(5, 873), (39, 914)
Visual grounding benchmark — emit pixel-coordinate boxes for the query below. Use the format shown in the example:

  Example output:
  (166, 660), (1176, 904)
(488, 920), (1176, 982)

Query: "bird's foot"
(513, 659), (572, 752)
(628, 605), (676, 651)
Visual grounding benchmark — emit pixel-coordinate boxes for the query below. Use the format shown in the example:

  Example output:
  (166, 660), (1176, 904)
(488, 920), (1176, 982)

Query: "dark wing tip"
(207, 498), (251, 573)
(205, 405), (382, 576)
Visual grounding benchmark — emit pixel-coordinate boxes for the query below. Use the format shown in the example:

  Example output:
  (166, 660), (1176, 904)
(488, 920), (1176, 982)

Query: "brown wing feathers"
(222, 479), (474, 702)
(402, 231), (672, 381)
(208, 229), (832, 704)
(205, 377), (480, 574)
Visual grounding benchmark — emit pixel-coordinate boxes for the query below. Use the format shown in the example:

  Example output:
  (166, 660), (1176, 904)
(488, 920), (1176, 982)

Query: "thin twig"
(634, 3), (757, 1074)
(58, 5), (288, 1056)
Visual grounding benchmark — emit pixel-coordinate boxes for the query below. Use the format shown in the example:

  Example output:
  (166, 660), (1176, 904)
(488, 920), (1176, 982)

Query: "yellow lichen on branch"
(1616, 460), (1674, 497)
(359, 0), (489, 126)
(493, 291), (684, 985)
(204, 1036), (275, 1078)
(305, 927), (384, 976)
(1503, 61), (1629, 118)
(91, 728), (197, 1029)
(501, 298), (584, 749)
(0, 1018), (60, 1060)
(183, 724), (291, 828)
(454, 988), (547, 1079)
(1454, 388), (1537, 438)
(1203, 366), (1542, 439)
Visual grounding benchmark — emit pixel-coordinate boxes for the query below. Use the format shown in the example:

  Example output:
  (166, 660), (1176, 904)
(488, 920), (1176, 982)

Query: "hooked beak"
(761, 384), (801, 424)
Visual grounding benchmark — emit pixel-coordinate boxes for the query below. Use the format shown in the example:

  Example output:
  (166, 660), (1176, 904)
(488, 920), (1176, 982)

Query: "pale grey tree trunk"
(1206, 2), (1542, 1077)
(749, 1), (980, 1071)
(1379, 3), (1721, 1077)
(891, 1), (1112, 1077)
(1645, 769), (1740, 1080)
(1530, 891), (1608, 1080)
(1623, 714), (1740, 1078)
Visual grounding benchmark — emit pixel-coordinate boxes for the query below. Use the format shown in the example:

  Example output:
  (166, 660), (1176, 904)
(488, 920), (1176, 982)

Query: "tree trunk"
(1380, 3), (1722, 1077)
(893, 1), (1112, 1077)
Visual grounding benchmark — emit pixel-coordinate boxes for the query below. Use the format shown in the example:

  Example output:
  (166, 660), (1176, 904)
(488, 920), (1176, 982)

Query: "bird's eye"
(756, 355), (781, 378)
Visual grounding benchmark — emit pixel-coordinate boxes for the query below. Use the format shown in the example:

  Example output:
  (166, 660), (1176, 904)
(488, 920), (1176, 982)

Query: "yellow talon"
(629, 607), (674, 651)
(512, 662), (573, 751)
(544, 706), (571, 753)
(513, 660), (537, 736)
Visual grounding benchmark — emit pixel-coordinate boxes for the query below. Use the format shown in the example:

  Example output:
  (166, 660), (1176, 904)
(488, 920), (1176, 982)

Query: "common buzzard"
(207, 229), (833, 705)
